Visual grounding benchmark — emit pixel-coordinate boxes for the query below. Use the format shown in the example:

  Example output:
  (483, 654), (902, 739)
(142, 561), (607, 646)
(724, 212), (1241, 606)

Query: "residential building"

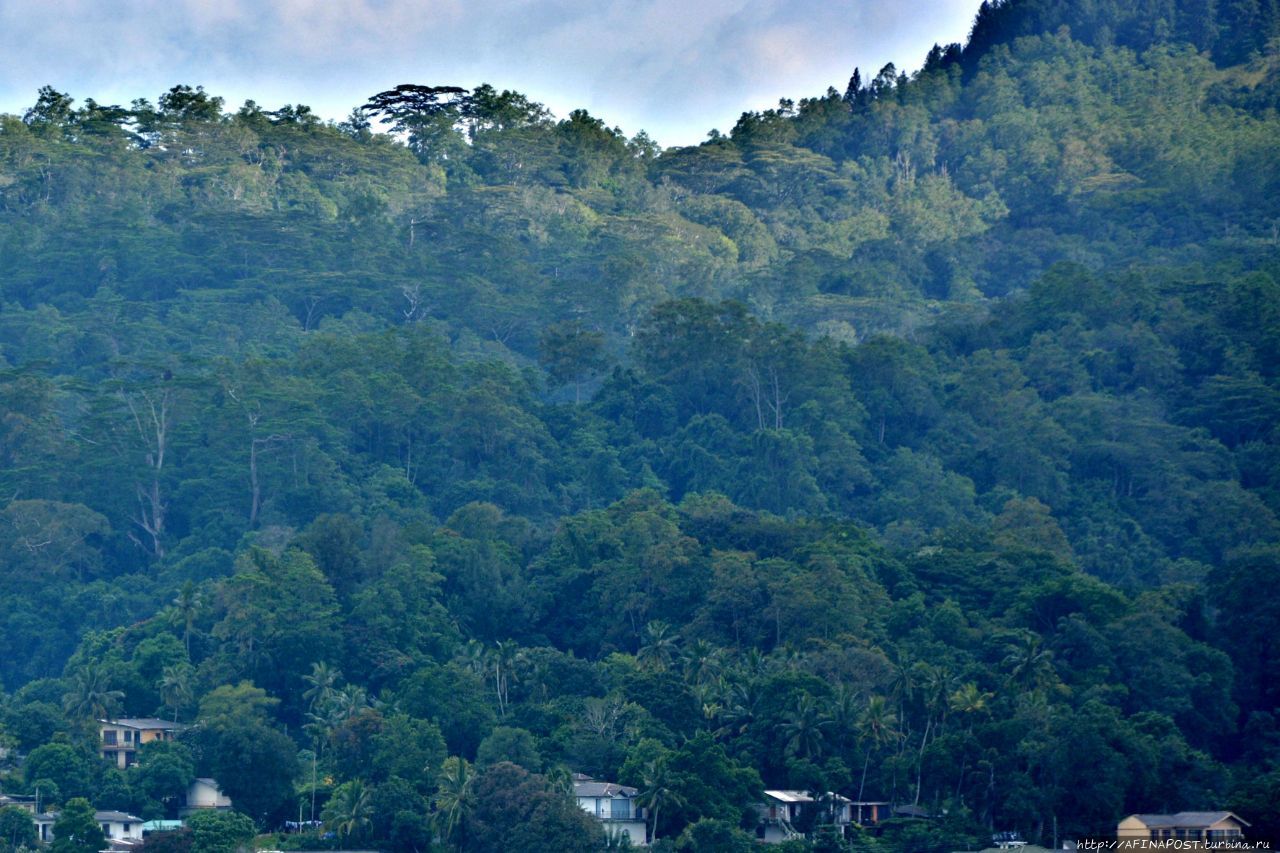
(97, 719), (185, 769)
(33, 810), (144, 844)
(0, 793), (38, 813)
(755, 790), (854, 843)
(179, 778), (232, 817)
(849, 801), (889, 826)
(97, 811), (145, 842)
(1117, 812), (1250, 843)
(572, 774), (648, 847)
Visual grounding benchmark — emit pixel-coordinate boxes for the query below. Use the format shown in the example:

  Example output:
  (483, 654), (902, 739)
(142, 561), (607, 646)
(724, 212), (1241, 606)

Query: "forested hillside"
(1, 0), (1278, 850)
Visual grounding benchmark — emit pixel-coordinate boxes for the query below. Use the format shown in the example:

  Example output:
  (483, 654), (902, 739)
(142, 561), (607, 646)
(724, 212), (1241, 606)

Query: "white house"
(97, 812), (144, 841)
(572, 774), (648, 847)
(34, 810), (144, 844)
(180, 778), (232, 817)
(754, 790), (854, 844)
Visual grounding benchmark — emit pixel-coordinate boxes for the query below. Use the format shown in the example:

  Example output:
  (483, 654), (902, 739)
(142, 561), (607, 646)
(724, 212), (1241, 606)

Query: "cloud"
(0, 0), (980, 145)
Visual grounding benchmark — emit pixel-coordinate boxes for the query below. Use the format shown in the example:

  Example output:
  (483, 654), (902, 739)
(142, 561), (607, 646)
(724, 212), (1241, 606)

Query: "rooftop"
(98, 718), (186, 731)
(764, 790), (852, 804)
(1132, 812), (1250, 829)
(572, 777), (638, 799)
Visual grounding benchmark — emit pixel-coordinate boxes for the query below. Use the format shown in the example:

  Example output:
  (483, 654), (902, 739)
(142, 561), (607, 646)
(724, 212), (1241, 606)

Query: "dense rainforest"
(1, 0), (1279, 850)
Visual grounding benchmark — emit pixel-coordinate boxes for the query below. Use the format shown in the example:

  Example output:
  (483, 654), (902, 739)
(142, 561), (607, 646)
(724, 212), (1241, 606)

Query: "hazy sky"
(0, 0), (980, 147)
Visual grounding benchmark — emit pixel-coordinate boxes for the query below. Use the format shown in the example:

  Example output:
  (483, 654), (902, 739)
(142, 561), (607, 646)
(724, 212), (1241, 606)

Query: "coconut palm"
(680, 638), (723, 686)
(62, 665), (124, 721)
(1002, 631), (1056, 691)
(949, 682), (994, 726)
(636, 757), (684, 843)
(488, 640), (522, 716)
(158, 664), (194, 723)
(302, 661), (342, 713)
(433, 756), (475, 846)
(714, 679), (760, 741)
(636, 620), (680, 672)
(322, 780), (372, 841)
(855, 695), (899, 803)
(170, 581), (203, 656)
(781, 693), (833, 761)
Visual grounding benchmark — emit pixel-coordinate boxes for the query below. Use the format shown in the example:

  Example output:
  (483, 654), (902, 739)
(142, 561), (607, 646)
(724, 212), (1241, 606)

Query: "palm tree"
(170, 581), (202, 656)
(433, 756), (475, 847)
(302, 661), (342, 713)
(1001, 631), (1055, 691)
(714, 679), (760, 741)
(781, 693), (833, 761)
(332, 685), (371, 722)
(636, 621), (680, 672)
(949, 682), (994, 727)
(855, 695), (899, 803)
(158, 664), (194, 723)
(489, 640), (522, 717)
(456, 639), (487, 677)
(321, 780), (372, 841)
(62, 665), (124, 721)
(826, 683), (862, 753)
(636, 757), (684, 843)
(680, 639), (722, 687)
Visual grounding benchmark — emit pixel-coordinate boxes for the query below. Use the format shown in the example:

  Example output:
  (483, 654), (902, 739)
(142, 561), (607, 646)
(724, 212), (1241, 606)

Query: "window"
(103, 731), (118, 745)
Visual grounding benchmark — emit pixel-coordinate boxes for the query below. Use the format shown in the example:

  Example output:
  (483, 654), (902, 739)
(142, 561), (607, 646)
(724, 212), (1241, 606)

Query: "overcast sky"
(0, 0), (980, 147)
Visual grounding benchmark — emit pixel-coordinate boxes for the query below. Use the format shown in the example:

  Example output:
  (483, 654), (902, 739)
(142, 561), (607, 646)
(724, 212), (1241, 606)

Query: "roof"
(1131, 812), (1251, 829)
(894, 804), (933, 818)
(95, 811), (143, 823)
(573, 780), (638, 798)
(764, 790), (852, 804)
(99, 718), (185, 730)
(141, 821), (183, 831)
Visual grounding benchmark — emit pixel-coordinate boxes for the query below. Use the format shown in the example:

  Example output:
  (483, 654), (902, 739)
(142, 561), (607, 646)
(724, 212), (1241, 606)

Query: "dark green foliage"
(185, 810), (255, 853)
(464, 762), (602, 853)
(0, 807), (36, 853)
(0, 4), (1277, 850)
(50, 799), (104, 853)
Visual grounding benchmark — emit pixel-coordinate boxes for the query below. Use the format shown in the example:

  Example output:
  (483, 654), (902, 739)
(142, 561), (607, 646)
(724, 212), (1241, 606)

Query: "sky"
(0, 0), (980, 147)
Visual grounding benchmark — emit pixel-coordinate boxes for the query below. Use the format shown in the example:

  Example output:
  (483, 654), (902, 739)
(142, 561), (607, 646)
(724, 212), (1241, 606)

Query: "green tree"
(50, 799), (104, 853)
(539, 320), (608, 403)
(185, 810), (255, 853)
(321, 780), (372, 842)
(466, 762), (602, 853)
(24, 743), (93, 802)
(0, 807), (36, 853)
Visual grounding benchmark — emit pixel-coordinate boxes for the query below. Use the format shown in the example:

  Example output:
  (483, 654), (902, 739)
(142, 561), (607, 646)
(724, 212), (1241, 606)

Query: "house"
(179, 778), (232, 817)
(97, 719), (185, 769)
(0, 793), (38, 813)
(849, 801), (890, 826)
(755, 790), (854, 843)
(33, 810), (144, 844)
(1117, 812), (1250, 843)
(96, 812), (145, 842)
(572, 774), (648, 847)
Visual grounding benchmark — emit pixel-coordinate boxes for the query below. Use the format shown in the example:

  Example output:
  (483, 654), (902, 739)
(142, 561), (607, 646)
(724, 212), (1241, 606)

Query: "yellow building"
(1117, 812), (1249, 844)
(98, 718), (185, 769)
